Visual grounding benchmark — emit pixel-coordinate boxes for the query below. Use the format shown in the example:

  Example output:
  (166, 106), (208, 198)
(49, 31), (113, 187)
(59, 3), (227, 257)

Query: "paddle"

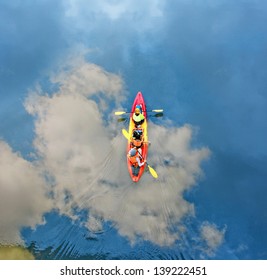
(146, 164), (158, 179)
(117, 117), (127, 123)
(122, 128), (130, 140)
(121, 129), (158, 179)
(153, 112), (164, 118)
(115, 109), (163, 116)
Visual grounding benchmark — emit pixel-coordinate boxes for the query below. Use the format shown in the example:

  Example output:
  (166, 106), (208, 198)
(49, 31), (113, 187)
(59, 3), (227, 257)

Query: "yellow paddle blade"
(122, 129), (130, 140)
(147, 164), (158, 179)
(152, 109), (163, 113)
(115, 111), (127, 115)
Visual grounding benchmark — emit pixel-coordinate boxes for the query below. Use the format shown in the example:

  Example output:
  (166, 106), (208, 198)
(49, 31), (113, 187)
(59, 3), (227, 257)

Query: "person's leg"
(132, 166), (140, 176)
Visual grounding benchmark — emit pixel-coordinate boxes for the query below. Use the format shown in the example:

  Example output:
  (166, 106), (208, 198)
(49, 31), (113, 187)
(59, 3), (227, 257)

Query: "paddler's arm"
(136, 157), (146, 167)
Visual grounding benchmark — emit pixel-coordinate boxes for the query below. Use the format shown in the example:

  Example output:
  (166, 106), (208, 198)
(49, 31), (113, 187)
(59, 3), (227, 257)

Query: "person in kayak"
(128, 148), (146, 176)
(130, 128), (143, 151)
(133, 105), (145, 127)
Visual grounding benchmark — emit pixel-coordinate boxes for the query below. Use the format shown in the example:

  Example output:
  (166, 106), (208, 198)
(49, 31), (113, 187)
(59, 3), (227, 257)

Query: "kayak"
(126, 91), (148, 182)
(114, 92), (161, 181)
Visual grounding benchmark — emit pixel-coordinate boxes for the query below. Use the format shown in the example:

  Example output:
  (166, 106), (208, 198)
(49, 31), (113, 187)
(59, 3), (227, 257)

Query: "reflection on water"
(17, 129), (209, 260)
(0, 61), (212, 259)
(22, 211), (197, 260)
(1, 120), (211, 260)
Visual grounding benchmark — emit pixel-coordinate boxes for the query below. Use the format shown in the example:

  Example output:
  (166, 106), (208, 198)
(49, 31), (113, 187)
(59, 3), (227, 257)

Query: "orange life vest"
(131, 138), (142, 148)
(128, 154), (139, 167)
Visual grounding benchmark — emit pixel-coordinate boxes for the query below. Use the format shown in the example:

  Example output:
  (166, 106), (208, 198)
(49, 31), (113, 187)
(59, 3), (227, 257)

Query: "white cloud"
(50, 58), (124, 101)
(200, 222), (226, 255)
(0, 141), (52, 245)
(23, 57), (211, 246)
(1, 54), (211, 247)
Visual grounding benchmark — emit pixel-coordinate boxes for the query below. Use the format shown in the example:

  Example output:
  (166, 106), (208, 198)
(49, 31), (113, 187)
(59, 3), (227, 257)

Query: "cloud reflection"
(0, 54), (215, 250)
(24, 56), (211, 246)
